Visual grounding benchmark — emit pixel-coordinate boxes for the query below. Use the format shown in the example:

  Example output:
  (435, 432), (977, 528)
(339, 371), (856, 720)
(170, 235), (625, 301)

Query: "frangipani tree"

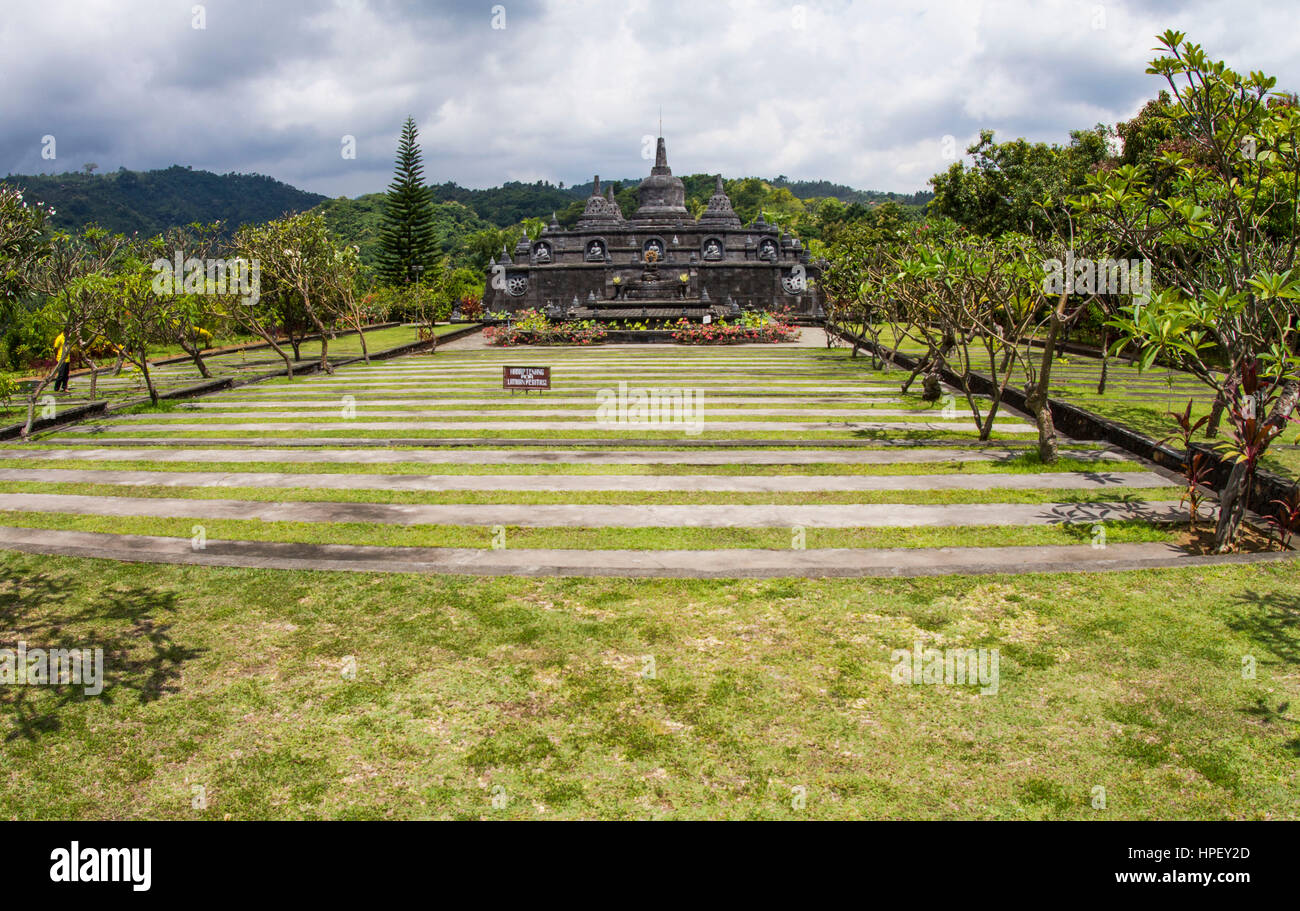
(0, 185), (52, 305)
(233, 212), (356, 375)
(20, 226), (126, 436)
(1074, 31), (1300, 550)
(820, 217), (907, 366)
(889, 222), (1042, 442)
(147, 223), (234, 378)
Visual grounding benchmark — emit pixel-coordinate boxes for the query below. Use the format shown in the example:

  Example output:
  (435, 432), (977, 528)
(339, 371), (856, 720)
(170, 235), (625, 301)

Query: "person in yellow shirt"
(53, 332), (70, 392)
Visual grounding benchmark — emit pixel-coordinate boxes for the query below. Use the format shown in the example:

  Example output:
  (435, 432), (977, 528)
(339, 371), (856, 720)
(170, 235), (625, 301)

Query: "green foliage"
(671, 310), (798, 344)
(317, 194), (492, 273)
(0, 166), (325, 238)
(928, 127), (1114, 236)
(0, 371), (18, 409)
(483, 310), (607, 346)
(431, 179), (579, 227)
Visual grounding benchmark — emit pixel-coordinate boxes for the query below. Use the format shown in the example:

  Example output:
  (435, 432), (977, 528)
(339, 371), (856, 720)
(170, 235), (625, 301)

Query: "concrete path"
(0, 526), (1285, 578)
(0, 467), (1174, 492)
(113, 407), (964, 420)
(0, 492), (1195, 527)
(176, 396), (909, 407)
(65, 419), (1041, 433)
(15, 436), (1073, 449)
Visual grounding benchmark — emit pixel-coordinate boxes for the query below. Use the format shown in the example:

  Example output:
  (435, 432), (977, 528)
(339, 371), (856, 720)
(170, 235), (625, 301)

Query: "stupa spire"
(654, 137), (669, 172)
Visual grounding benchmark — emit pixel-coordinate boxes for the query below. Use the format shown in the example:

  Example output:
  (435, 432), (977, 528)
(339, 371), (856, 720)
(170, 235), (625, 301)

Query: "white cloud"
(2, 0), (1299, 197)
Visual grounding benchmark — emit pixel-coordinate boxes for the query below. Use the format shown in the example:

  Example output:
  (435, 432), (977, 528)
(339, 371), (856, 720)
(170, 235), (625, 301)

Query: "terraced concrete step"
(113, 407), (963, 420)
(1, 446), (1110, 463)
(235, 382), (903, 391)
(177, 396), (909, 407)
(0, 492), (1196, 527)
(22, 437), (1079, 449)
(0, 468), (1174, 492)
(0, 526), (1284, 578)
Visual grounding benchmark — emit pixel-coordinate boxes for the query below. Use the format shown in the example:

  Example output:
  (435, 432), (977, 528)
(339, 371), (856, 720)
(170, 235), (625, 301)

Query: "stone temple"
(482, 137), (823, 321)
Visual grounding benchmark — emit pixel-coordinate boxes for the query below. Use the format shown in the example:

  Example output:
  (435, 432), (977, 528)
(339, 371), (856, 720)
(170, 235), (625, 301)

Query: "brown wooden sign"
(503, 366), (551, 390)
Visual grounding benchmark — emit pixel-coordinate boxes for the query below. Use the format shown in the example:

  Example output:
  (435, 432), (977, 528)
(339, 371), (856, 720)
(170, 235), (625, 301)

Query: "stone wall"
(484, 225), (822, 316)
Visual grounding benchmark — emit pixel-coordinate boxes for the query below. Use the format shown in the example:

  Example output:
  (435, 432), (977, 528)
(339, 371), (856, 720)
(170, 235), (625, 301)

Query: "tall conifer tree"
(377, 117), (437, 286)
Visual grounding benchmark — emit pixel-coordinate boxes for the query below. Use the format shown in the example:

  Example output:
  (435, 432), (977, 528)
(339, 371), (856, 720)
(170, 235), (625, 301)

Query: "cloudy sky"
(3, 0), (1298, 199)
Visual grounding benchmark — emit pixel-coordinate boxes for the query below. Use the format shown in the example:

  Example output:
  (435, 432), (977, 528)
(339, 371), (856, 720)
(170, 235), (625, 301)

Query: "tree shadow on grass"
(0, 564), (204, 742)
(1230, 589), (1300, 757)
(1229, 588), (1299, 668)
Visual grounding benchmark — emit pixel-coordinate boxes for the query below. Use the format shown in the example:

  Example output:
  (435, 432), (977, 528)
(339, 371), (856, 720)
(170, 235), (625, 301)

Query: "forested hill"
(0, 166), (327, 236)
(315, 193), (495, 269)
(3, 165), (930, 255)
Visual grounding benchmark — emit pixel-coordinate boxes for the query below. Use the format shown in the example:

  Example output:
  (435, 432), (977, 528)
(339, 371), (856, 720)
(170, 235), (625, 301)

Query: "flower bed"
(670, 311), (799, 345)
(483, 310), (608, 346)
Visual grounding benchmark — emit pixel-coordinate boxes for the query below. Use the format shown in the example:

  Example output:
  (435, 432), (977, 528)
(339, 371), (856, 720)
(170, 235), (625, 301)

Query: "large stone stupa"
(482, 136), (822, 321)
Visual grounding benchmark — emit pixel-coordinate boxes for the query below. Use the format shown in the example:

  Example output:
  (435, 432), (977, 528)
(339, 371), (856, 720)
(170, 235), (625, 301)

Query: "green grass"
(41, 428), (1041, 442)
(0, 455), (1143, 477)
(0, 481), (1184, 507)
(0, 511), (1180, 549)
(1, 553), (1296, 819)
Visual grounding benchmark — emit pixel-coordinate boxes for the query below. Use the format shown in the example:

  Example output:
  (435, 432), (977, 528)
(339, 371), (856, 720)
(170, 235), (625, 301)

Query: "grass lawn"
(0, 511), (1182, 549)
(0, 454), (1140, 476)
(0, 481), (1184, 507)
(2, 553), (1296, 820)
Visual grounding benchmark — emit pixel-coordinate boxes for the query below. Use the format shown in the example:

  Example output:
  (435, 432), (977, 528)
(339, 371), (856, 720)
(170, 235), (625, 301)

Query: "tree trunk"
(1211, 379), (1300, 550)
(1026, 292), (1069, 463)
(1206, 399), (1226, 439)
(1212, 459), (1251, 552)
(356, 325), (369, 364)
(21, 373), (55, 438)
(1205, 367), (1239, 440)
(138, 348), (159, 406)
(902, 360), (924, 394)
(183, 341), (211, 378)
(978, 397), (1000, 441)
(1097, 329), (1109, 395)
(921, 371), (942, 401)
(1026, 386), (1058, 463)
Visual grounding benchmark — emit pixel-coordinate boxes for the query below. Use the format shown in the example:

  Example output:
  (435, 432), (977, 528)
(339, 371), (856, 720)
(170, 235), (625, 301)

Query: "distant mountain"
(429, 180), (582, 227)
(562, 176), (932, 208)
(1, 164), (929, 268)
(0, 166), (326, 237)
(769, 176), (932, 208)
